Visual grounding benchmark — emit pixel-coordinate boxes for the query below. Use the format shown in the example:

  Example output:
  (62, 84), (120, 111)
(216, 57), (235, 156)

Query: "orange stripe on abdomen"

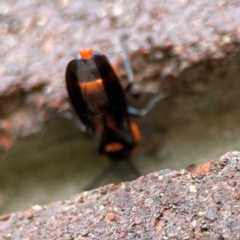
(104, 142), (124, 153)
(79, 79), (104, 94)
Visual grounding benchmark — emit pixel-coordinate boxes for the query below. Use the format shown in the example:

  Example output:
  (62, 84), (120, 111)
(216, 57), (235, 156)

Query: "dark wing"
(66, 54), (128, 132)
(93, 54), (128, 125)
(65, 58), (101, 131)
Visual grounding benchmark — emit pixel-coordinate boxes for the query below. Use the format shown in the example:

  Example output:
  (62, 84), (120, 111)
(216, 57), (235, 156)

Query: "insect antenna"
(118, 32), (134, 92)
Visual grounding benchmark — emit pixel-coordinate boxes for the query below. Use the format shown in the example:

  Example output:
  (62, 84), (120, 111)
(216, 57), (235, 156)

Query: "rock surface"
(0, 151), (240, 239)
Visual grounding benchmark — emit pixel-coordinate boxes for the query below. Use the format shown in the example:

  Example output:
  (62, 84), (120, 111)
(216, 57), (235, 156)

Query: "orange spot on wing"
(79, 79), (104, 94)
(79, 48), (93, 59)
(130, 122), (141, 142)
(104, 142), (124, 153)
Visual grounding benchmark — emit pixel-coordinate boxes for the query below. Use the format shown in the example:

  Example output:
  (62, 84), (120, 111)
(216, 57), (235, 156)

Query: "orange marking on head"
(79, 48), (93, 59)
(104, 142), (124, 153)
(79, 79), (104, 94)
(130, 122), (141, 142)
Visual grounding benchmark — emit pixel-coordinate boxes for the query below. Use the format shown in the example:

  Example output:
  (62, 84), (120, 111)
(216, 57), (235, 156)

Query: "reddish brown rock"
(193, 161), (212, 176)
(0, 151), (240, 239)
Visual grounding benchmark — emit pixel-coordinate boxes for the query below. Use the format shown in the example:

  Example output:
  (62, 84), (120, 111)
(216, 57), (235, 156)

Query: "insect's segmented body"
(65, 49), (140, 160)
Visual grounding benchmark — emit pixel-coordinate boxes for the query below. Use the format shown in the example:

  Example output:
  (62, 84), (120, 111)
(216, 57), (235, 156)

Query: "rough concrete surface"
(0, 151), (240, 239)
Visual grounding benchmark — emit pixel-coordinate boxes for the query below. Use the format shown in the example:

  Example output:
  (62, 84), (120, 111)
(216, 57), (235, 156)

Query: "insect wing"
(66, 58), (101, 131)
(93, 54), (127, 124)
(66, 53), (141, 160)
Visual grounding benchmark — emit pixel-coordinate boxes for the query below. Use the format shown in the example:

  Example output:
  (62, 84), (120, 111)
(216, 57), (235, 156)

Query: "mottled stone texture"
(0, 0), (240, 149)
(0, 151), (240, 239)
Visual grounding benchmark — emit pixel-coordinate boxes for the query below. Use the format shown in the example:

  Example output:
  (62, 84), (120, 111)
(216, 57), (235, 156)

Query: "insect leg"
(127, 160), (142, 177)
(127, 92), (170, 117)
(47, 109), (87, 132)
(82, 162), (118, 191)
(119, 33), (134, 92)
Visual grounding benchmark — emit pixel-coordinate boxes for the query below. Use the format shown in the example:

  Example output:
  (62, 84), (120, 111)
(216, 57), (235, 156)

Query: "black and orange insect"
(65, 48), (142, 160)
(49, 36), (168, 189)
(65, 43), (168, 160)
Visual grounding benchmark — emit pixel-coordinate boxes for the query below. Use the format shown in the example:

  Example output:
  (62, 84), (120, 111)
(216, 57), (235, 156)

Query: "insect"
(65, 48), (140, 160)
(65, 40), (168, 160)
(49, 36), (168, 189)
